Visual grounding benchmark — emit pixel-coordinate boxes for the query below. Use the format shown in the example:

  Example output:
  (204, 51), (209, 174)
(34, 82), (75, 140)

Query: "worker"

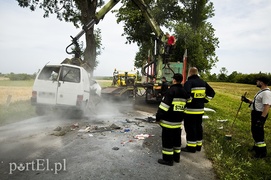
(160, 77), (169, 97)
(165, 32), (176, 54)
(182, 67), (215, 153)
(241, 76), (271, 158)
(156, 73), (190, 166)
(112, 68), (118, 85)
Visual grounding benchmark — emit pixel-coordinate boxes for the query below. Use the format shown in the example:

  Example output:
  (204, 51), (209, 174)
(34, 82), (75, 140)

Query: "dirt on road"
(0, 97), (217, 180)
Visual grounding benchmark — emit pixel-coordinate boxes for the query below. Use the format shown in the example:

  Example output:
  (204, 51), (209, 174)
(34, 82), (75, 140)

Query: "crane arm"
(66, 0), (121, 57)
(132, 0), (165, 42)
(66, 0), (166, 67)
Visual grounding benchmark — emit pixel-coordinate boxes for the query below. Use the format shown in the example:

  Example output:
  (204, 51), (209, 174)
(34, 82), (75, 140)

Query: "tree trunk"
(77, 0), (97, 77)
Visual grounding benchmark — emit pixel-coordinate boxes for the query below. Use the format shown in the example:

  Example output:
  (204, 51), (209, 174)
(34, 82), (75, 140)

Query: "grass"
(0, 101), (36, 125)
(0, 80), (35, 125)
(204, 82), (271, 180)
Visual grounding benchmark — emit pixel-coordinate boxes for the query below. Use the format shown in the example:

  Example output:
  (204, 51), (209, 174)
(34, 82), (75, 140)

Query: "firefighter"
(182, 67), (215, 153)
(160, 76), (169, 97)
(241, 76), (271, 158)
(156, 73), (190, 166)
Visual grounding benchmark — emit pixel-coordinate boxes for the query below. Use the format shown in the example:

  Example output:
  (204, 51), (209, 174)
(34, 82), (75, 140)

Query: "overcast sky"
(0, 0), (270, 76)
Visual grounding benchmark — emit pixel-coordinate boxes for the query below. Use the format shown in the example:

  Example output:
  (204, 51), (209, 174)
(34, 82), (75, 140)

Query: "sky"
(0, 0), (270, 76)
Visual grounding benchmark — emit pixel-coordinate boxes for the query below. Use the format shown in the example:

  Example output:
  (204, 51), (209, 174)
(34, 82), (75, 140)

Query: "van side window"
(60, 66), (80, 83)
(38, 67), (60, 81)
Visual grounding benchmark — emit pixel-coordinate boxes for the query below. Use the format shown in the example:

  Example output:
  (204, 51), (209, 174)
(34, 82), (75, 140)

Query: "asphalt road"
(0, 98), (217, 180)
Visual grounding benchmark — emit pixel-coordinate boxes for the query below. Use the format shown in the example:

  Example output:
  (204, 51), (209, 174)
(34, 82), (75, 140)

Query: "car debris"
(70, 123), (79, 130)
(204, 107), (216, 112)
(217, 120), (228, 122)
(78, 124), (121, 133)
(134, 117), (156, 123)
(134, 134), (154, 140)
(54, 126), (62, 131)
(112, 147), (119, 150)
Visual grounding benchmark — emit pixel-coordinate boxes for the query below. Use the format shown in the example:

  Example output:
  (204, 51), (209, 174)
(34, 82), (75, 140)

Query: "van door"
(57, 65), (82, 107)
(35, 66), (60, 105)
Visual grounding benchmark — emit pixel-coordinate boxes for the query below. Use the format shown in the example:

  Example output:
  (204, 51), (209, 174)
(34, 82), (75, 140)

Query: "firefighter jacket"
(184, 75), (215, 114)
(156, 84), (190, 128)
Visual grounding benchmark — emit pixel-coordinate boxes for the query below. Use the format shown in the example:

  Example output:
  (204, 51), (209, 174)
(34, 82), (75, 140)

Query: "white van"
(31, 63), (101, 117)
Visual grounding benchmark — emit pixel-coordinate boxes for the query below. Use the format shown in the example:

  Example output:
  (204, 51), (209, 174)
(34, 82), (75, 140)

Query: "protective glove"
(241, 96), (250, 103)
(155, 111), (162, 122)
(255, 116), (266, 128)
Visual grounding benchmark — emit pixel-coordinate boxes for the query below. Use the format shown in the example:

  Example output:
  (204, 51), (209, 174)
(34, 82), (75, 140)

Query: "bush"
(7, 73), (35, 81)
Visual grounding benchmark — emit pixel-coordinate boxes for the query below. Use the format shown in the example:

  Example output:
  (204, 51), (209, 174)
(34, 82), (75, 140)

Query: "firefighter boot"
(196, 145), (202, 152)
(254, 146), (267, 158)
(158, 159), (173, 166)
(181, 146), (196, 153)
(173, 153), (180, 163)
(248, 145), (256, 152)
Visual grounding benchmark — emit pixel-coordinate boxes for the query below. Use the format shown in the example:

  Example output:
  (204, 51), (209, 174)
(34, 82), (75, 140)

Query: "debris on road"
(125, 119), (144, 127)
(121, 139), (134, 145)
(78, 123), (121, 133)
(123, 128), (130, 133)
(54, 126), (62, 131)
(135, 116), (156, 123)
(70, 123), (79, 130)
(112, 147), (119, 150)
(134, 134), (154, 140)
(51, 126), (72, 136)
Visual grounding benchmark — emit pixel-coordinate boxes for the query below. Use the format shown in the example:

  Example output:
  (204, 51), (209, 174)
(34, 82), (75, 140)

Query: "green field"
(0, 80), (270, 179)
(205, 82), (271, 180)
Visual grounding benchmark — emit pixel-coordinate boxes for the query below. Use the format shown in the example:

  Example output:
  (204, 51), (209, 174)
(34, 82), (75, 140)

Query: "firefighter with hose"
(241, 76), (271, 158)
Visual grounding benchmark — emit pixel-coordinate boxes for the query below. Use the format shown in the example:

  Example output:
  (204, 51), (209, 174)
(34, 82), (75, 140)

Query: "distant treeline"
(0, 73), (36, 81)
(1, 72), (270, 85)
(203, 71), (271, 85)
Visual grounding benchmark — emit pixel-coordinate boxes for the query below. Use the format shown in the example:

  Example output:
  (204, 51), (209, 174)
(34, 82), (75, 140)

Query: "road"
(0, 98), (217, 180)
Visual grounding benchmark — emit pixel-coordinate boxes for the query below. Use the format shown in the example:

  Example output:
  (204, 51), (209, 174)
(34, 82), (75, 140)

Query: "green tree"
(115, 0), (219, 73)
(16, 0), (105, 75)
(218, 67), (228, 82)
(175, 0), (219, 73)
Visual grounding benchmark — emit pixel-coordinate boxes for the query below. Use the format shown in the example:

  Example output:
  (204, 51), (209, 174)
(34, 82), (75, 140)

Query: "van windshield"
(38, 66), (60, 81)
(59, 66), (80, 83)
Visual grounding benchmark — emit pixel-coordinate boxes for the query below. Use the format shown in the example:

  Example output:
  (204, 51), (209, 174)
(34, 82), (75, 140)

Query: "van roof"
(44, 63), (84, 69)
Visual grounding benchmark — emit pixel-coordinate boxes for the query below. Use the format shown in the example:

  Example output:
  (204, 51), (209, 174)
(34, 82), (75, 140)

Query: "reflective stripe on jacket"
(156, 84), (190, 124)
(184, 75), (215, 114)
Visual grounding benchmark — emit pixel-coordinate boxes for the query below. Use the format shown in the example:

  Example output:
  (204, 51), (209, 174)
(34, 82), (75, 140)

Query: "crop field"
(0, 80), (33, 105)
(0, 79), (113, 105)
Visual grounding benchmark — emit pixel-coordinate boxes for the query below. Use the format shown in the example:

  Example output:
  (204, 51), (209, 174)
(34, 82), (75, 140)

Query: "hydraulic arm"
(66, 0), (121, 58)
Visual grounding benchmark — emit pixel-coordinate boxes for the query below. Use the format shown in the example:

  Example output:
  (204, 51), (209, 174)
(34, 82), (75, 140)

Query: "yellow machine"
(101, 70), (138, 99)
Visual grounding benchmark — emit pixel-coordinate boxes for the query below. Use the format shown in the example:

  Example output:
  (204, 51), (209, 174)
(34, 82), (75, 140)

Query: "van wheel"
(36, 106), (46, 116)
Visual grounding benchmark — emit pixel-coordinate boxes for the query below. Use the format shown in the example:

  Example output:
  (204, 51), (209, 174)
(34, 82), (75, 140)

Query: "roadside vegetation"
(0, 79), (35, 125)
(0, 75), (271, 179)
(204, 82), (271, 180)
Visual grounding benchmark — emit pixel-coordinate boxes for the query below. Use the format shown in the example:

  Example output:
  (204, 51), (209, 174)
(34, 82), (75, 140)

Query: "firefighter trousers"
(161, 127), (182, 162)
(251, 110), (267, 156)
(184, 114), (203, 151)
